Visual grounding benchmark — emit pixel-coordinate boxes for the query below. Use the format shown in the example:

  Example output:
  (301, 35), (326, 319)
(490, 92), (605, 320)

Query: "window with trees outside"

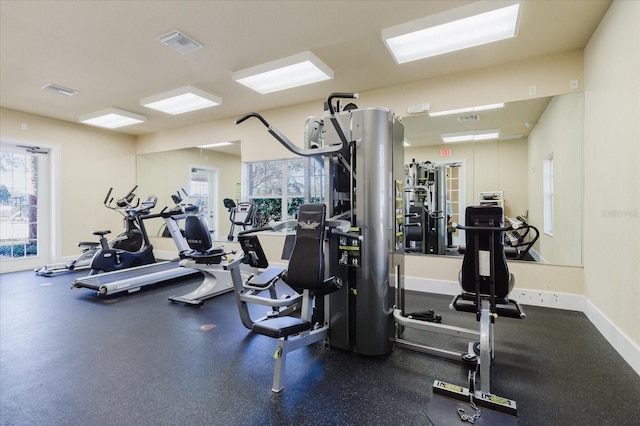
(247, 157), (324, 228)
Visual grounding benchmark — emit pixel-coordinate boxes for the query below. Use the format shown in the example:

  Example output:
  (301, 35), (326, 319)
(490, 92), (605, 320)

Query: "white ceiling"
(0, 1), (611, 138)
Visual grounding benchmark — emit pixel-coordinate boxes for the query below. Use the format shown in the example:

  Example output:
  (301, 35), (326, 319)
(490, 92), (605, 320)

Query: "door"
(444, 162), (465, 247)
(0, 142), (50, 272)
(189, 166), (219, 240)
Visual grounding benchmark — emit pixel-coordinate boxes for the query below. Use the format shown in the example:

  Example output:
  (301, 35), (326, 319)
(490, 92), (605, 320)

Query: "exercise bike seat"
(182, 215), (226, 264)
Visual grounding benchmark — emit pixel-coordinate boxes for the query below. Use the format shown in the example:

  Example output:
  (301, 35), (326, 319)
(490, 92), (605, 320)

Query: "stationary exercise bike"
(35, 186), (145, 276)
(88, 187), (157, 275)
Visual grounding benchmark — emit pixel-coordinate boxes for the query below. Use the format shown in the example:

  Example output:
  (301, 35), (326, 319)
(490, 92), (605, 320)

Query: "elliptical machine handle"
(103, 188), (114, 206)
(116, 185), (138, 208)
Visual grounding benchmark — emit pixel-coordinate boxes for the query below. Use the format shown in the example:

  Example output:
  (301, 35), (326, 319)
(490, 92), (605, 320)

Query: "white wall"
(583, 0), (640, 369)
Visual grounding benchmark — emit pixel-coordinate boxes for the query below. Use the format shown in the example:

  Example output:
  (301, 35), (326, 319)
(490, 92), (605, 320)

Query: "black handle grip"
(103, 188), (113, 205)
(238, 226), (273, 236)
(327, 93), (358, 115)
(235, 112), (270, 127)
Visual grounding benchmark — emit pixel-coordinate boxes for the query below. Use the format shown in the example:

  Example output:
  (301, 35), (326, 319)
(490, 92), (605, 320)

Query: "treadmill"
(72, 195), (203, 296)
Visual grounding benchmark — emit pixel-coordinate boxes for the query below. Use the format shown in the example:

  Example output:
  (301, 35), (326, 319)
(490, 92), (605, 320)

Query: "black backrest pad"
(282, 203), (326, 289)
(184, 215), (212, 252)
(461, 205), (510, 298)
(238, 234), (270, 269)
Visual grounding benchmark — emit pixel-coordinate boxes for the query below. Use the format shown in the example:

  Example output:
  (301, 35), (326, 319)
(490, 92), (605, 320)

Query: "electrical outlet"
(528, 85), (537, 96)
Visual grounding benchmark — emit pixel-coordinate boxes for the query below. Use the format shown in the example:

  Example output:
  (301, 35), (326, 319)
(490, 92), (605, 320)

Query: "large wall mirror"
(402, 92), (583, 267)
(136, 142), (242, 243)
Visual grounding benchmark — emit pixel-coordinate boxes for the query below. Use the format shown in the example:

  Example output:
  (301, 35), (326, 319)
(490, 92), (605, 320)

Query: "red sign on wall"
(440, 149), (452, 157)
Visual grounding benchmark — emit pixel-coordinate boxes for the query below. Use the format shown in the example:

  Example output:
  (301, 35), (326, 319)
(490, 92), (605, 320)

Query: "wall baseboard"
(583, 298), (640, 376)
(403, 275), (639, 376)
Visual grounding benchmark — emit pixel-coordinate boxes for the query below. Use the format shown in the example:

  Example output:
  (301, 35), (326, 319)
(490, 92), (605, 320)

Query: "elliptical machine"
(88, 187), (157, 275)
(223, 198), (255, 241)
(35, 186), (145, 276)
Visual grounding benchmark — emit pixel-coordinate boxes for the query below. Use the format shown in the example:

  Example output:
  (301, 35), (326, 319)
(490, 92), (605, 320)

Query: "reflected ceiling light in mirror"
(141, 86), (222, 115)
(429, 103), (505, 117)
(500, 133), (523, 140)
(79, 108), (146, 129)
(233, 51), (333, 94)
(198, 142), (234, 149)
(382, 2), (521, 64)
(442, 129), (499, 143)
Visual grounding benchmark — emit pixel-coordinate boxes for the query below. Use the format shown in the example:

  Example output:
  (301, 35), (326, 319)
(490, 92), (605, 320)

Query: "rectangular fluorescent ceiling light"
(198, 142), (233, 149)
(141, 86), (221, 115)
(429, 103), (504, 117)
(79, 108), (146, 129)
(233, 51), (333, 94)
(442, 129), (499, 143)
(382, 2), (520, 64)
(403, 139), (411, 147)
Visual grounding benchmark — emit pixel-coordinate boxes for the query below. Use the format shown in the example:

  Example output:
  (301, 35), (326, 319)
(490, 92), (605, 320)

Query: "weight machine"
(235, 93), (525, 420)
(404, 159), (449, 255)
(232, 92), (404, 391)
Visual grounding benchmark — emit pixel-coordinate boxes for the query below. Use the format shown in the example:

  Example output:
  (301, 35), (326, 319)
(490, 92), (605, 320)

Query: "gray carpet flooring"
(1, 269), (639, 425)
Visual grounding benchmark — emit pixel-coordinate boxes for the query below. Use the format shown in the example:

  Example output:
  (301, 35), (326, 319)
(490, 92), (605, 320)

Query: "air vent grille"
(457, 114), (479, 122)
(156, 30), (203, 54)
(41, 84), (78, 96)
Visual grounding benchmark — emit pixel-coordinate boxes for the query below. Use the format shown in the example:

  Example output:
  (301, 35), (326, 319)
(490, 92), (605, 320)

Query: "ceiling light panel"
(79, 108), (146, 129)
(442, 129), (500, 143)
(198, 142), (233, 149)
(233, 51), (333, 94)
(429, 102), (505, 117)
(383, 1), (521, 64)
(141, 86), (222, 115)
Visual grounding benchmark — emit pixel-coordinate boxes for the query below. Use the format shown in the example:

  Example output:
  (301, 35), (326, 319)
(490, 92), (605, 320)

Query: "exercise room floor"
(1, 269), (639, 425)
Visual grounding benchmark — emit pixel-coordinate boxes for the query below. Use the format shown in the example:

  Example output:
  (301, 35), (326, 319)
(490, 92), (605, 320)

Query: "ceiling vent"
(41, 83), (78, 96)
(155, 30), (203, 54)
(457, 114), (480, 122)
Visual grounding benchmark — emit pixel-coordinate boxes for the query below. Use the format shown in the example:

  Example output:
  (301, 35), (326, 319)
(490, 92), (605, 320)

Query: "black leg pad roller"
(252, 316), (312, 338)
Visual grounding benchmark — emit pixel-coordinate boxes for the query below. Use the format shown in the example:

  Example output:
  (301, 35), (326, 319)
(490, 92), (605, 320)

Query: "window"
(247, 157), (324, 227)
(543, 154), (554, 235)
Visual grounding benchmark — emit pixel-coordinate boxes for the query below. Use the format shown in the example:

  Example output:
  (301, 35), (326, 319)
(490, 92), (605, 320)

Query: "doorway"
(0, 142), (51, 272)
(189, 166), (219, 240)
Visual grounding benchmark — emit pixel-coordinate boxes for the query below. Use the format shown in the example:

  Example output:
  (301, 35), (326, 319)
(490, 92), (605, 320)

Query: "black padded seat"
(182, 247), (225, 264)
(252, 316), (311, 338)
(182, 215), (225, 264)
(245, 266), (285, 289)
(453, 205), (525, 320)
